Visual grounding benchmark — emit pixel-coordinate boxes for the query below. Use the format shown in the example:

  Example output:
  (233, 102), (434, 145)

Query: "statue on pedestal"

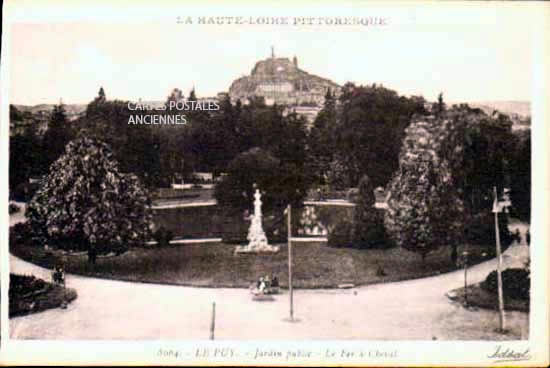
(235, 187), (280, 254)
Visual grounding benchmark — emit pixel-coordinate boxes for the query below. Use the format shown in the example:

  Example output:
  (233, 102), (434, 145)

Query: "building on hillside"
(284, 105), (322, 126)
(228, 48), (341, 111)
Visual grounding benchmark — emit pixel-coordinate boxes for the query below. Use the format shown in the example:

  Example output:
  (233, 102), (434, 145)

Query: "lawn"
(11, 241), (495, 289)
(153, 205), (248, 241)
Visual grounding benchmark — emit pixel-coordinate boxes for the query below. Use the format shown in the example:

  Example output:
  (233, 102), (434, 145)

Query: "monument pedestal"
(234, 244), (280, 254)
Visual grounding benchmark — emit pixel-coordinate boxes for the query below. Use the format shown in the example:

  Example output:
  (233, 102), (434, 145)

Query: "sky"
(7, 7), (534, 105)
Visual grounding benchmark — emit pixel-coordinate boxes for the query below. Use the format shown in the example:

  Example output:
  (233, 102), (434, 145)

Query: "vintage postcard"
(1, 0), (549, 366)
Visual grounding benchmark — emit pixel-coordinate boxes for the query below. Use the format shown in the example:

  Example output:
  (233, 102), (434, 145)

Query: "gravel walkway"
(9, 238), (529, 340)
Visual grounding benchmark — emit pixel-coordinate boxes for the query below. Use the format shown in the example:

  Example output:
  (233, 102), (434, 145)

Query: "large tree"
(214, 101), (312, 207)
(214, 146), (310, 213)
(437, 105), (515, 253)
(441, 105), (516, 214)
(9, 123), (45, 199)
(188, 95), (238, 174)
(385, 118), (464, 261)
(26, 137), (152, 263)
(332, 83), (427, 188)
(42, 102), (74, 169)
(509, 131), (530, 222)
(308, 88), (337, 184)
(79, 89), (163, 187)
(385, 157), (463, 261)
(387, 106), (515, 263)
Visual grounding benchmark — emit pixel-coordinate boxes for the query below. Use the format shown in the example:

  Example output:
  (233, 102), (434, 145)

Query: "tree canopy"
(509, 130), (531, 222)
(440, 104), (516, 215)
(42, 102), (74, 170)
(214, 146), (310, 214)
(310, 83), (427, 188)
(385, 117), (464, 260)
(26, 137), (152, 263)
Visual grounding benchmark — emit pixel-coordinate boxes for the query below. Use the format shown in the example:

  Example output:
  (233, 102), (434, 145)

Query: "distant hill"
(446, 100), (530, 131)
(229, 54), (340, 106)
(13, 103), (87, 119)
(10, 103), (86, 136)
(460, 101), (530, 118)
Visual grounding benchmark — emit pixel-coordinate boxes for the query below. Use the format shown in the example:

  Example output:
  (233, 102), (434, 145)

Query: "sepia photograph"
(1, 0), (549, 366)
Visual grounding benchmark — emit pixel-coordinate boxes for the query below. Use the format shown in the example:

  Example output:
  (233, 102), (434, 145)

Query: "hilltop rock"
(229, 53), (340, 106)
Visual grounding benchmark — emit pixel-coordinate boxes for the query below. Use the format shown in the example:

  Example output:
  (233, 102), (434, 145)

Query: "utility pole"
(287, 204), (294, 322)
(493, 186), (506, 332)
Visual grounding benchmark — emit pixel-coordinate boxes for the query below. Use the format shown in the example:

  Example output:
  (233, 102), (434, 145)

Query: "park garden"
(9, 84), (531, 317)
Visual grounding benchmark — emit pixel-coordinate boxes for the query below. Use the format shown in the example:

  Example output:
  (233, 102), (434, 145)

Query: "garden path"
(10, 229), (529, 340)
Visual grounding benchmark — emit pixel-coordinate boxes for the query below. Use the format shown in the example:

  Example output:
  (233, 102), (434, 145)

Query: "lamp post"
(462, 250), (469, 307)
(287, 204), (294, 322)
(210, 302), (216, 340)
(493, 186), (506, 332)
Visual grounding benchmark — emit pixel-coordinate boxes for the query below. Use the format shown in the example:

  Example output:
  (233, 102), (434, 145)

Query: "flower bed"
(9, 274), (77, 317)
(447, 283), (529, 312)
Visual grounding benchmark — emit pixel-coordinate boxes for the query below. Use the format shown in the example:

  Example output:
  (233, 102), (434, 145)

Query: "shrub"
(9, 274), (48, 298)
(316, 205), (354, 235)
(319, 181), (392, 249)
(327, 221), (354, 248)
(9, 222), (35, 248)
(9, 203), (21, 214)
(353, 213), (393, 249)
(481, 268), (530, 301)
(11, 181), (39, 202)
(465, 212), (513, 252)
(353, 175), (382, 248)
(352, 175), (392, 249)
(326, 157), (351, 191)
(9, 273), (77, 317)
(153, 226), (174, 247)
(376, 262), (387, 277)
(346, 188), (360, 203)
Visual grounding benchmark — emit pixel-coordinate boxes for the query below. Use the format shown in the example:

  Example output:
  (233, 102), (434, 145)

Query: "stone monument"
(235, 188), (280, 254)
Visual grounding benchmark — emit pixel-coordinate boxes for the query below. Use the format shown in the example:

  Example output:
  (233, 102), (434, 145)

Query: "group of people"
(255, 274), (279, 294)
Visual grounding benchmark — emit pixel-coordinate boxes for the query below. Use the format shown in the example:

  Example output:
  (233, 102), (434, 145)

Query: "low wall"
(152, 204), (355, 242)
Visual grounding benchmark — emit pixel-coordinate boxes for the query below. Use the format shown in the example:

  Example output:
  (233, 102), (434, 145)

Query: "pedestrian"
(271, 274), (279, 288)
(259, 277), (266, 293)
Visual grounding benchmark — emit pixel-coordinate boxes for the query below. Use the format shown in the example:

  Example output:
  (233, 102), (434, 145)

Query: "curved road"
(10, 240), (529, 340)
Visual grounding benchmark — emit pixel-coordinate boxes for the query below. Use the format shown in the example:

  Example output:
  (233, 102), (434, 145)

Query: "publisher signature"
(487, 345), (531, 362)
